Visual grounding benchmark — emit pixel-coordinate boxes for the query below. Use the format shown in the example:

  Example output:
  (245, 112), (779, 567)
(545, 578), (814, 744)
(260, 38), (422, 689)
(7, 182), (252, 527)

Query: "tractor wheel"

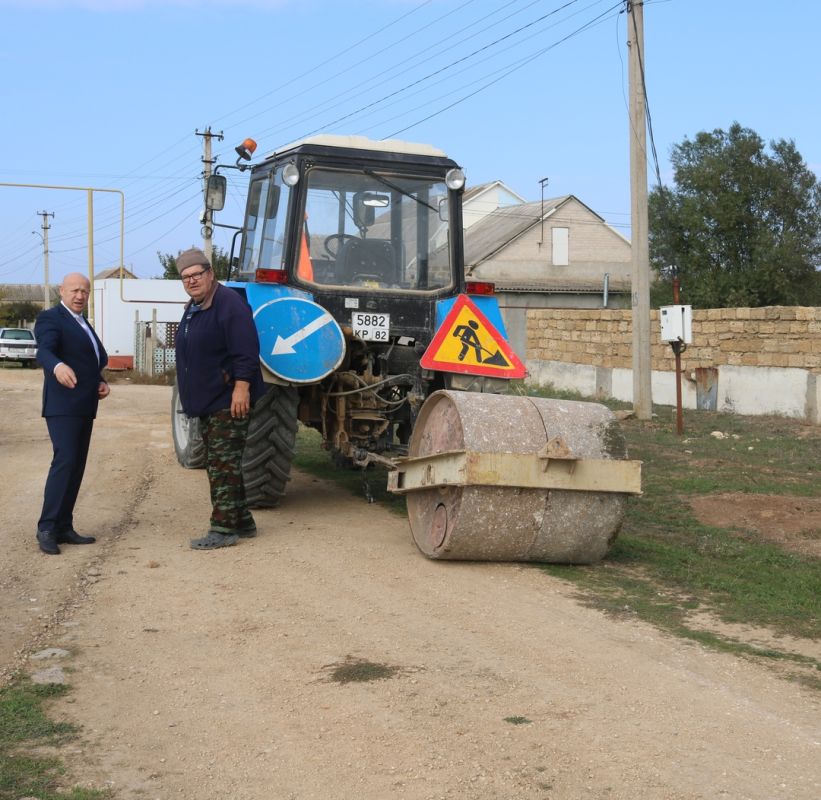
(171, 381), (206, 469)
(242, 384), (300, 508)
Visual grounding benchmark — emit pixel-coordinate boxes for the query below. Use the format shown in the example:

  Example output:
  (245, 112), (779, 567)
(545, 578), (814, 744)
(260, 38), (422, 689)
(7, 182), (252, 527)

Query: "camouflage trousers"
(200, 409), (255, 535)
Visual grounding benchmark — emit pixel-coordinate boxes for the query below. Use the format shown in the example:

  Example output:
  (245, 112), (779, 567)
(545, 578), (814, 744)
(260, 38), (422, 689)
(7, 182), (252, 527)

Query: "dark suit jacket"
(35, 303), (108, 418)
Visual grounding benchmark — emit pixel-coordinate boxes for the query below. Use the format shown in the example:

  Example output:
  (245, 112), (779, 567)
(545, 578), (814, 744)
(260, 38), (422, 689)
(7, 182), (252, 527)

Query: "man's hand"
(98, 381), (110, 399)
(231, 380), (251, 419)
(54, 363), (77, 388)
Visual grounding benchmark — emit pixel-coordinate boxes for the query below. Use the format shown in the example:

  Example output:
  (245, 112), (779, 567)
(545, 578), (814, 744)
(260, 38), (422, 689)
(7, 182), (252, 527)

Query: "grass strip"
(0, 680), (108, 800)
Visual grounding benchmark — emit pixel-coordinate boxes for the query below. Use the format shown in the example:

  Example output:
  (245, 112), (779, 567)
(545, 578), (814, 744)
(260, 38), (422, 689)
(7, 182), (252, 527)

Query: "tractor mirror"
(438, 197), (449, 222)
(353, 191), (388, 228)
(205, 174), (227, 211)
(362, 192), (389, 208)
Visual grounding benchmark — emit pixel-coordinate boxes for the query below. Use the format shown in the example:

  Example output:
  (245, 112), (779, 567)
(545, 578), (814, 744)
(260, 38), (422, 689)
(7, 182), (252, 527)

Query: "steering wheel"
(324, 233), (359, 258)
(351, 274), (384, 286)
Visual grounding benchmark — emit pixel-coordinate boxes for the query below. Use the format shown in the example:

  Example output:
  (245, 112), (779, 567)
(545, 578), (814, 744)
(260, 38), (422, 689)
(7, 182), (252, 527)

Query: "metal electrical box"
(659, 305), (693, 343)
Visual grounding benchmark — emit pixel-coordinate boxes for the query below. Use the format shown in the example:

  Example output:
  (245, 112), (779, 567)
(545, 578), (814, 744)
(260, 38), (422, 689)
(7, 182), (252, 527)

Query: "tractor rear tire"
(242, 384), (300, 508)
(171, 382), (206, 469)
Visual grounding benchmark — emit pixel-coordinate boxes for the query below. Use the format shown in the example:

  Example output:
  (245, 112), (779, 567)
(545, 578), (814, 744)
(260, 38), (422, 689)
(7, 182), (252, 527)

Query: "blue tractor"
(172, 135), (640, 563)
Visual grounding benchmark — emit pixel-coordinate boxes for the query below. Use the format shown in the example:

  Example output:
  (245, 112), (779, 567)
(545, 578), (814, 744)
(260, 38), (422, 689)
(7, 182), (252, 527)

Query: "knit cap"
(176, 247), (211, 274)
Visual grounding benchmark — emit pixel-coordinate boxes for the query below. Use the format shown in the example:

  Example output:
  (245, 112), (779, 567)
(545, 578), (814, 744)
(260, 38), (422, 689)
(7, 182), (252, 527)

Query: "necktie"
(74, 314), (101, 365)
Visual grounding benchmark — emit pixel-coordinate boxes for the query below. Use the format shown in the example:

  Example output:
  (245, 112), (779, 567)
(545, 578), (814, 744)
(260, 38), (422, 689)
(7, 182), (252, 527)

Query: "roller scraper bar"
(388, 446), (642, 496)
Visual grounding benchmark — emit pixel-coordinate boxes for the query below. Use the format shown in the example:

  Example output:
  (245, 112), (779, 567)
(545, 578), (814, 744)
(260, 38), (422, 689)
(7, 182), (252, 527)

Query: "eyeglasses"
(181, 268), (210, 285)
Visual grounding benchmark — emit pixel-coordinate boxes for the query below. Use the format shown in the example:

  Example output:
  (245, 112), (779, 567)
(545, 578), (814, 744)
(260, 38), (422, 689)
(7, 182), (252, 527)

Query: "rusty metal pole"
(673, 344), (683, 435)
(672, 276), (683, 435)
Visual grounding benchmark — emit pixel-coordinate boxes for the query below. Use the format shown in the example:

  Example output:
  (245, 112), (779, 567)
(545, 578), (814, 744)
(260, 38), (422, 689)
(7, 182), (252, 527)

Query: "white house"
(462, 180), (526, 230)
(93, 278), (188, 369)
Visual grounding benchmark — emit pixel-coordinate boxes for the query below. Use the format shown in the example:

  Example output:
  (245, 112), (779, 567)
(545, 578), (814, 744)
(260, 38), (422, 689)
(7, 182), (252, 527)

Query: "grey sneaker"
(190, 531), (239, 550)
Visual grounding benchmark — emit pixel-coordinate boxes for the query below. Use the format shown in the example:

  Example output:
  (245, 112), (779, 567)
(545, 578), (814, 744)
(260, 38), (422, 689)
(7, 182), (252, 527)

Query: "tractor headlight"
(445, 168), (465, 190)
(282, 162), (300, 186)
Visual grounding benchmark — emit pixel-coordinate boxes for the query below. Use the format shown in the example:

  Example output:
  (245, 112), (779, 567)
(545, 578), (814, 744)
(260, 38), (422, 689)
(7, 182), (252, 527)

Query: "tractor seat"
(336, 238), (396, 286)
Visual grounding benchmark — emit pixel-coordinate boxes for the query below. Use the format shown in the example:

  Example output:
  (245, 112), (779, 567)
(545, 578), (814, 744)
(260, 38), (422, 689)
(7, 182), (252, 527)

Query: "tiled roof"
(0, 284), (58, 303)
(464, 198), (571, 266)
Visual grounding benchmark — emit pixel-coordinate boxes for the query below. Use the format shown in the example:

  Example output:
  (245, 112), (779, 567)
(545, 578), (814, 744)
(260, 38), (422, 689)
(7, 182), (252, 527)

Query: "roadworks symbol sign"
(420, 294), (526, 378)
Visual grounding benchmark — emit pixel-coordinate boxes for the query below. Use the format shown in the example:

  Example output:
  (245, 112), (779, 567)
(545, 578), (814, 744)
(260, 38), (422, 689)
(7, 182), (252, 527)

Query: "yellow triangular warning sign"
(420, 294), (526, 378)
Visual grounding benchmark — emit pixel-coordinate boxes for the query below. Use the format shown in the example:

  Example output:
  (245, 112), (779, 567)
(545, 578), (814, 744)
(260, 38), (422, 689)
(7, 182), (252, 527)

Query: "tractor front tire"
(171, 381), (206, 469)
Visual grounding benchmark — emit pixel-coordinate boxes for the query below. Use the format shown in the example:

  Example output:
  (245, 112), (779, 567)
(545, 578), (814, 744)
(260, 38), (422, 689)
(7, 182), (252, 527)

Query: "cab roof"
(265, 134), (449, 160)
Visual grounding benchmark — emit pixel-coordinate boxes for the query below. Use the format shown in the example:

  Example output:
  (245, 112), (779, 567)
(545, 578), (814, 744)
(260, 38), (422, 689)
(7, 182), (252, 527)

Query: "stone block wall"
(525, 306), (821, 375)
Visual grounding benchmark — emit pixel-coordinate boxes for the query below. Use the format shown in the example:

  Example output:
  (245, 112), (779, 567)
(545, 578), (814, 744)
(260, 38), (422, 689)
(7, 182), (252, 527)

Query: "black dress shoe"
(36, 530), (61, 555)
(57, 530), (96, 545)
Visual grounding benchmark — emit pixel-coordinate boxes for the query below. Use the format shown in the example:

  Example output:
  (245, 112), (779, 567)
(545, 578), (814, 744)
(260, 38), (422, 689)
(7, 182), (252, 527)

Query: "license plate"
(351, 311), (390, 342)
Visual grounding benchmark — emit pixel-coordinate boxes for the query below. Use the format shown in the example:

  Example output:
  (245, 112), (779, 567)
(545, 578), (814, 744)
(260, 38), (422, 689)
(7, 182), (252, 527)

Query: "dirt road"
(1, 368), (819, 800)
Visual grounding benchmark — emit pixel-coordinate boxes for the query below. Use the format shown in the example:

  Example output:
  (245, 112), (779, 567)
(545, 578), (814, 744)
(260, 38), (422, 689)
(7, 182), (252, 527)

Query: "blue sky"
(1, 0), (818, 285)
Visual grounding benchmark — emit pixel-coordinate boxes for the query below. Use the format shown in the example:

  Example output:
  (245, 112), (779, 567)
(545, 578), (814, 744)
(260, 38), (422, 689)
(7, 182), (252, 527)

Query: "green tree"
(649, 123), (821, 308)
(0, 301), (41, 327)
(156, 245), (232, 280)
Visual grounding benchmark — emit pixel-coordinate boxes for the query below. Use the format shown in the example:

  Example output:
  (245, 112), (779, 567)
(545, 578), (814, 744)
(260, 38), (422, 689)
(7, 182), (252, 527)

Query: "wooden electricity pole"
(627, 0), (652, 419)
(196, 126), (223, 264)
(37, 210), (54, 309)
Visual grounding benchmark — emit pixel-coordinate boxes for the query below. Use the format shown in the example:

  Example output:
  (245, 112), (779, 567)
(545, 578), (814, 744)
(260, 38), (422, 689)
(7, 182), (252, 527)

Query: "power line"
(288, 0), (584, 142)
(386, 1), (623, 137)
(210, 0), (442, 130)
(226, 0), (553, 150)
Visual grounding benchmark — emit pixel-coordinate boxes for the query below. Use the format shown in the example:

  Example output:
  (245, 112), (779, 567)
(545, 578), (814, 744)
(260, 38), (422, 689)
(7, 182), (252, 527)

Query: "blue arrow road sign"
(253, 297), (345, 383)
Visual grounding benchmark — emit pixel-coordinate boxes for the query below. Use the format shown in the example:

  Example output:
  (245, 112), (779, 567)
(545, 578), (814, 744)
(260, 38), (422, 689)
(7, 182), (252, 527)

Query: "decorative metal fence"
(134, 320), (178, 376)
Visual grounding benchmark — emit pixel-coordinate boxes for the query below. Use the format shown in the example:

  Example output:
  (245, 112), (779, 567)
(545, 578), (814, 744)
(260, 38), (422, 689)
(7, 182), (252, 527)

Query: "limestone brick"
(523, 306), (819, 372)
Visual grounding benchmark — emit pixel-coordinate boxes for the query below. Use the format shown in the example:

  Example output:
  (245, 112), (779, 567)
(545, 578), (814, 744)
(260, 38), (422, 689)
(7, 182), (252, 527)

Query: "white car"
(0, 327), (38, 368)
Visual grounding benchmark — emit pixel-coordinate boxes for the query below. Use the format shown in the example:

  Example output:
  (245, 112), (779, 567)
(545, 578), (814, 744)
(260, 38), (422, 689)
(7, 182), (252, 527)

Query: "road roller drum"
(388, 391), (641, 563)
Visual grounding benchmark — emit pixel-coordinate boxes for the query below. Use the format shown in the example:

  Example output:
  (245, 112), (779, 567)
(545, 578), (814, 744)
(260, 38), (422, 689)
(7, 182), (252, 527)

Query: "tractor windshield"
(298, 168), (453, 292)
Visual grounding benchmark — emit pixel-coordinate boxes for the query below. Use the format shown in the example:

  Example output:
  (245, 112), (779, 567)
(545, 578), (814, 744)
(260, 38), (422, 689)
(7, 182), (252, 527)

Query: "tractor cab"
(231, 135), (467, 342)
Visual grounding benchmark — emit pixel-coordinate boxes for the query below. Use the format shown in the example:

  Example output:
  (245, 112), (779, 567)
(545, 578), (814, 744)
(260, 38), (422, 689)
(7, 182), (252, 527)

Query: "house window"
(552, 227), (569, 265)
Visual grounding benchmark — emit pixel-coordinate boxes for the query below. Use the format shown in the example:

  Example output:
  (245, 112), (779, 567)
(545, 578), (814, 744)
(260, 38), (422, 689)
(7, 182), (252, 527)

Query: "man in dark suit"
(34, 272), (110, 555)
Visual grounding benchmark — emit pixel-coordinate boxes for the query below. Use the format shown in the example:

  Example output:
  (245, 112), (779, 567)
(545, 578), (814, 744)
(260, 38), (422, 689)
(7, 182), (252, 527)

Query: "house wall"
(94, 279), (188, 368)
(463, 183), (524, 230)
(472, 198), (632, 284)
(523, 305), (821, 423)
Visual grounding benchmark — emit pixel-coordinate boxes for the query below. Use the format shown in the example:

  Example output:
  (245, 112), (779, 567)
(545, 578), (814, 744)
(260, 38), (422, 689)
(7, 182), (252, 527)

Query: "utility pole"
(627, 0), (652, 420)
(538, 177), (549, 247)
(37, 210), (54, 309)
(196, 126), (224, 264)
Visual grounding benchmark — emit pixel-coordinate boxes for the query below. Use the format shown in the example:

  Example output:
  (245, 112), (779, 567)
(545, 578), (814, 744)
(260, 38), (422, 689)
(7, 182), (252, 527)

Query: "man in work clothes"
(174, 248), (266, 550)
(34, 272), (110, 555)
